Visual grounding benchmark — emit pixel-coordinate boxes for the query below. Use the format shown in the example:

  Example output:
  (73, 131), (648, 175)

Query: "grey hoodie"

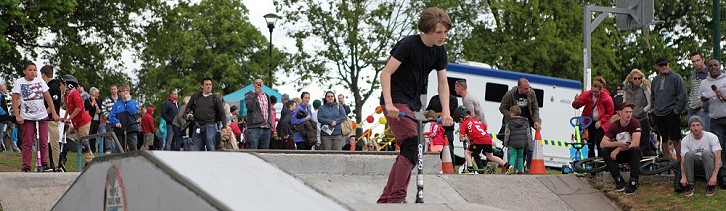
(504, 116), (531, 148)
(699, 72), (726, 119)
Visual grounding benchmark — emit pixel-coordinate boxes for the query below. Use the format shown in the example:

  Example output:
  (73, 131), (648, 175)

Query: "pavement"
(0, 151), (619, 211)
(0, 172), (79, 211)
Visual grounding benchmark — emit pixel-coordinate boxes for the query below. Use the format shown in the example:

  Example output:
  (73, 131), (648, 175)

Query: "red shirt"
(459, 117), (492, 145)
(64, 89), (91, 128)
(230, 121), (242, 137)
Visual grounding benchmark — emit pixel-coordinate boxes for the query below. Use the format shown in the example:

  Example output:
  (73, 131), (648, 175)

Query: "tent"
(223, 84), (282, 117)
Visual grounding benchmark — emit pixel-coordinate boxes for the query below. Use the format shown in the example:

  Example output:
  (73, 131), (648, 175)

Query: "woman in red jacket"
(572, 76), (614, 158)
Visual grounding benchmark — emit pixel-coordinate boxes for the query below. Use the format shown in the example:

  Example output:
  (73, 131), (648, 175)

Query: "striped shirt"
(102, 96), (119, 118)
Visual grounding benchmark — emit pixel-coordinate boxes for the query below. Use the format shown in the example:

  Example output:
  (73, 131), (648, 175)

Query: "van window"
(484, 83), (508, 102)
(533, 88), (544, 108)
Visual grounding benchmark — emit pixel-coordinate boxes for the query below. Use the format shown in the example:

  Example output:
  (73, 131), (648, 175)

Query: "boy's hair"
(40, 65), (54, 77)
(119, 84), (130, 91)
(284, 101), (296, 109)
(509, 105), (521, 116)
(418, 7), (451, 33)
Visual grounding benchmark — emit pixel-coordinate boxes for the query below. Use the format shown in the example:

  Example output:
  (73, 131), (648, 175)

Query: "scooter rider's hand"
(384, 104), (399, 120)
(440, 114), (453, 127)
(15, 116), (24, 125)
(116, 123), (122, 128)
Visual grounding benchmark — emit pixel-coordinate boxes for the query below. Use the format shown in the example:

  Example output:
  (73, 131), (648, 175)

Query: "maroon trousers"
(377, 103), (418, 203)
(21, 120), (49, 169)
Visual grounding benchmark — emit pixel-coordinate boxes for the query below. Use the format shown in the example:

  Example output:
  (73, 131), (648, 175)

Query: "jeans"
(106, 125), (117, 153)
(96, 124), (106, 153)
(246, 128), (271, 149)
(164, 124), (174, 150)
(192, 123), (217, 151)
(171, 125), (183, 151)
(587, 123), (605, 158)
(689, 108), (710, 132)
(711, 117), (726, 184)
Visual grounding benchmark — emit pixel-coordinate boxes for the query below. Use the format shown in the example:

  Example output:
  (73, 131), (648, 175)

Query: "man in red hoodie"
(61, 75), (93, 167)
(141, 106), (155, 150)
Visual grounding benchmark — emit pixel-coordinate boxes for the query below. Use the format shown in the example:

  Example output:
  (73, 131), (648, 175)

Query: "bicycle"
(457, 140), (502, 174)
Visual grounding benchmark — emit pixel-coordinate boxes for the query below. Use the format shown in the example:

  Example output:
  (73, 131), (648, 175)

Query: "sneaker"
(684, 185), (694, 197)
(21, 168), (30, 172)
(615, 178), (626, 192)
(41, 165), (53, 172)
(507, 166), (515, 175)
(706, 185), (717, 197)
(501, 163), (510, 174)
(624, 180), (638, 195)
(467, 166), (475, 175)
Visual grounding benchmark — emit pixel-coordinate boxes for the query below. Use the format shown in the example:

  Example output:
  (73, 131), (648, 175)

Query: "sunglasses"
(657, 63), (668, 67)
(633, 77), (642, 80)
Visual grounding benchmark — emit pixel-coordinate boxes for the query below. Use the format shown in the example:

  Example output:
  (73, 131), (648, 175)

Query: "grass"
(593, 178), (726, 211)
(0, 150), (91, 172)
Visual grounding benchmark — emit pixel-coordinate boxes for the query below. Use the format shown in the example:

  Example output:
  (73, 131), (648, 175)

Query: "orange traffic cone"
(440, 135), (454, 174)
(529, 129), (547, 174)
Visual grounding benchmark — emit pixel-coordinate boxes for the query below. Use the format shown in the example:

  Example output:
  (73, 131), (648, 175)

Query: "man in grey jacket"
(651, 57), (688, 192)
(244, 77), (273, 149)
(699, 59), (726, 188)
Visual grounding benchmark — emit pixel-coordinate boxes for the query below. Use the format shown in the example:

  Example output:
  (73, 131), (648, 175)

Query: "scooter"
(562, 116), (592, 176)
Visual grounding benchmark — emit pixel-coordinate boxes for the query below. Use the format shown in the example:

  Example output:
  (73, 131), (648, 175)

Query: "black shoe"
(615, 177), (626, 192)
(41, 165), (53, 172)
(21, 168), (30, 172)
(625, 180), (638, 195)
(684, 184), (695, 197)
(674, 183), (684, 193)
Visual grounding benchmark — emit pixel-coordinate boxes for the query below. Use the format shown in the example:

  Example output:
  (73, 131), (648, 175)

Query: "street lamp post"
(263, 13), (281, 87)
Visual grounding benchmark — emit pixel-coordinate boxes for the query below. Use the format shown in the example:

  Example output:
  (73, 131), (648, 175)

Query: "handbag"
(338, 104), (353, 136)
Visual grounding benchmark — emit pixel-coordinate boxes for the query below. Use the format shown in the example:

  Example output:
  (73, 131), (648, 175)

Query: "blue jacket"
(317, 103), (346, 136)
(109, 99), (140, 132)
(161, 99), (178, 123)
(291, 103), (312, 143)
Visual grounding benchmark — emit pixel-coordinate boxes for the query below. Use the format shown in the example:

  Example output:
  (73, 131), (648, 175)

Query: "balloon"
(366, 115), (375, 123)
(363, 129), (372, 138)
(375, 106), (383, 114)
(379, 116), (387, 124)
(352, 121), (357, 129)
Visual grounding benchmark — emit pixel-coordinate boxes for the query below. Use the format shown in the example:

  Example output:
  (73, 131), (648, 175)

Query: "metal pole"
(268, 28), (274, 87)
(715, 0), (722, 61)
(584, 6), (592, 91)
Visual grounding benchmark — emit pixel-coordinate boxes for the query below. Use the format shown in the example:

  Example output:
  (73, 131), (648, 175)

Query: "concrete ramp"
(53, 151), (347, 211)
(0, 173), (79, 211)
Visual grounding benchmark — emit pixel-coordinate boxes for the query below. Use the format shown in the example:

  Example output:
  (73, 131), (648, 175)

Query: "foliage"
(275, 0), (415, 122)
(0, 0), (155, 97)
(137, 0), (284, 106)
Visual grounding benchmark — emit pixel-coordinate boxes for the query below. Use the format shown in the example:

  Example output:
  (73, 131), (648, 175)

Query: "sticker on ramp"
(104, 165), (128, 211)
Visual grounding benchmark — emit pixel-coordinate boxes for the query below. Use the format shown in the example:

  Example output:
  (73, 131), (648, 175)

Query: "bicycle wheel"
(573, 157), (607, 174)
(639, 157), (678, 175)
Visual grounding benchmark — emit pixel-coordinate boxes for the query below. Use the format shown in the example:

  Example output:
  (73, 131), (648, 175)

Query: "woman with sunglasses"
(623, 69), (655, 156)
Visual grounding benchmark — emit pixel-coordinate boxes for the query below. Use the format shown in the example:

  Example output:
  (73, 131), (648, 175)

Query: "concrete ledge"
(252, 151), (442, 175)
(0, 173), (79, 211)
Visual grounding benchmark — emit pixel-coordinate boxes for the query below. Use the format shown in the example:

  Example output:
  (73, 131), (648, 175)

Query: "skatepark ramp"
(52, 151), (348, 211)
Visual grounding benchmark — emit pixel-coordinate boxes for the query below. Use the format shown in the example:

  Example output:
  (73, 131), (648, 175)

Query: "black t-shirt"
(45, 79), (62, 114)
(380, 35), (447, 111)
(514, 92), (531, 120)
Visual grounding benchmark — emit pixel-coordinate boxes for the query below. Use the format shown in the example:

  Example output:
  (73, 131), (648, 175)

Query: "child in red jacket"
(141, 107), (155, 150)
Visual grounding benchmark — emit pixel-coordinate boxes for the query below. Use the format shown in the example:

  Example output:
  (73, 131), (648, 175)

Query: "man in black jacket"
(41, 65), (63, 170)
(161, 90), (179, 150)
(184, 77), (226, 151)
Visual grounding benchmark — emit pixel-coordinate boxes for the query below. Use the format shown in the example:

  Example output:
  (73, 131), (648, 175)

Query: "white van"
(424, 63), (583, 168)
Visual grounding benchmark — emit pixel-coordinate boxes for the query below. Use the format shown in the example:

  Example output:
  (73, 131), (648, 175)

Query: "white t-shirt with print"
(681, 131), (722, 157)
(12, 76), (49, 120)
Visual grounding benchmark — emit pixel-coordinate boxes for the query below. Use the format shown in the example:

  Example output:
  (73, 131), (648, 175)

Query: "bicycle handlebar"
(570, 116), (593, 129)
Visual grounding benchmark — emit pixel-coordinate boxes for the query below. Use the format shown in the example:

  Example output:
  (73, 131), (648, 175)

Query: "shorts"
(144, 133), (154, 146)
(653, 111), (682, 141)
(467, 144), (493, 155)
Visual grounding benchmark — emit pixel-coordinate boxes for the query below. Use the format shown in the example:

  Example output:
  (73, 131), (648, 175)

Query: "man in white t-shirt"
(11, 63), (61, 172)
(454, 80), (485, 124)
(681, 116), (722, 197)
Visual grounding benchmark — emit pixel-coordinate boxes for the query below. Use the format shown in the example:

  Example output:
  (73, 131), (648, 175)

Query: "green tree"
(1, 0), (155, 96)
(275, 0), (415, 123)
(137, 0), (284, 106)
